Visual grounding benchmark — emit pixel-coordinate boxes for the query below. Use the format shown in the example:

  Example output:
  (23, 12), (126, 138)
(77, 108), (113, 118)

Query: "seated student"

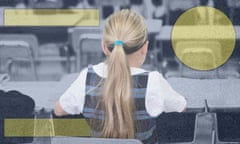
(54, 9), (186, 144)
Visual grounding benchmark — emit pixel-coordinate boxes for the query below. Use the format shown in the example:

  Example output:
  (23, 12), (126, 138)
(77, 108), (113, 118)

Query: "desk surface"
(1, 76), (239, 110)
(168, 77), (240, 108)
(0, 81), (71, 109)
(0, 73), (78, 109)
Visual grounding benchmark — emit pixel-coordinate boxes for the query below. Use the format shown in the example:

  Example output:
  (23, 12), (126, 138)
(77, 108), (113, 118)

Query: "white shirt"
(59, 63), (186, 117)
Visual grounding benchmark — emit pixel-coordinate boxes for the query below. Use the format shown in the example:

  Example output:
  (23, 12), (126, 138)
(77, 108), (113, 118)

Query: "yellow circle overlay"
(172, 6), (236, 71)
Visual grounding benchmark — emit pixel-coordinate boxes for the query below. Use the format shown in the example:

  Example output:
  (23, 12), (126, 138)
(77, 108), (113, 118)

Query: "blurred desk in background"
(167, 77), (240, 109)
(0, 73), (78, 109)
(0, 79), (76, 109)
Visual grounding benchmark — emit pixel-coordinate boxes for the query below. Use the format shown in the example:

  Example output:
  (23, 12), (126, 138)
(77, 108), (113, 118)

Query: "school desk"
(0, 81), (67, 109)
(1, 75), (239, 111)
(0, 73), (78, 109)
(167, 77), (240, 110)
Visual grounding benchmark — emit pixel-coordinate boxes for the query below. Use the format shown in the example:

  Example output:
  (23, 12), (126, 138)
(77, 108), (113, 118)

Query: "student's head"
(102, 9), (148, 67)
(98, 9), (148, 139)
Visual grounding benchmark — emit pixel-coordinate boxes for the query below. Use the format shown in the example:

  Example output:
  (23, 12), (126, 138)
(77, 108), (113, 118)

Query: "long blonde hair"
(100, 9), (148, 138)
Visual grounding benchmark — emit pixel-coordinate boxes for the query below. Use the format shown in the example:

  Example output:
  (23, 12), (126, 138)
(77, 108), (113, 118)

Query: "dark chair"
(51, 112), (142, 143)
(0, 90), (35, 144)
(102, 5), (114, 19)
(157, 112), (197, 144)
(156, 107), (216, 144)
(210, 108), (240, 144)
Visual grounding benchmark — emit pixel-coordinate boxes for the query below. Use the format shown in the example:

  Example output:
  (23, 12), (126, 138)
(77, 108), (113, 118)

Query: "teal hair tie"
(114, 40), (124, 47)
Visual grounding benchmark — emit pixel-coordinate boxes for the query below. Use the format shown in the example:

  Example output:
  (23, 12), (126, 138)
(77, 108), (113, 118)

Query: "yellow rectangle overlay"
(4, 9), (99, 26)
(4, 119), (90, 137)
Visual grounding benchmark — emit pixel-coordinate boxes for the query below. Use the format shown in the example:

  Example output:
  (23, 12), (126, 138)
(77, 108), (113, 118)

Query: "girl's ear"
(141, 40), (149, 55)
(102, 41), (110, 56)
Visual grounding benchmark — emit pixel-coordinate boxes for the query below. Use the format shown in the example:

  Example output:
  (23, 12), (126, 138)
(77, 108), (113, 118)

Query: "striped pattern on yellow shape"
(171, 6), (236, 70)
(4, 119), (90, 137)
(4, 9), (99, 26)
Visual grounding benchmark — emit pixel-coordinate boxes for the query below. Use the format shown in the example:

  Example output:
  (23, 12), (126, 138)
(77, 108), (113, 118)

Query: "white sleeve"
(59, 68), (88, 115)
(146, 71), (187, 117)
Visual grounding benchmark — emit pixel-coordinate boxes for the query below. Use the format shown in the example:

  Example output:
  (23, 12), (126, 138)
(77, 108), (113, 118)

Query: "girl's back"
(55, 10), (186, 144)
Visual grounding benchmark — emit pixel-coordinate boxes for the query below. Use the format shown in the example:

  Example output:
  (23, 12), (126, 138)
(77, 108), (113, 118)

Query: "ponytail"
(99, 9), (148, 139)
(101, 42), (135, 138)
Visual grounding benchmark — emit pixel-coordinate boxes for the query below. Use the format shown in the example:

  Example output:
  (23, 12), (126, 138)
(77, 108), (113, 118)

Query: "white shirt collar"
(92, 62), (147, 78)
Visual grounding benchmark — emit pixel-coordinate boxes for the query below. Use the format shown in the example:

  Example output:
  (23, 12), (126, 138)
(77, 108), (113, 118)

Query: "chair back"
(0, 34), (39, 80)
(51, 137), (143, 144)
(76, 33), (103, 71)
(176, 40), (222, 70)
(0, 90), (35, 144)
(157, 112), (198, 143)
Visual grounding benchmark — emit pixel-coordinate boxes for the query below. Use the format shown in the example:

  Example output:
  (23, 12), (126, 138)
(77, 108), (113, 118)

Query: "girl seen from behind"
(54, 9), (186, 144)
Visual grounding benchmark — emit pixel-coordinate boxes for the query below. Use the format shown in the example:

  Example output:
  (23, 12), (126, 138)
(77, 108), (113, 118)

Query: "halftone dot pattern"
(171, 6), (236, 71)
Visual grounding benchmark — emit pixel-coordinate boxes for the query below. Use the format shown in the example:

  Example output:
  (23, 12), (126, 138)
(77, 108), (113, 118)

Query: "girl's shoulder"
(83, 63), (165, 81)
(147, 71), (168, 86)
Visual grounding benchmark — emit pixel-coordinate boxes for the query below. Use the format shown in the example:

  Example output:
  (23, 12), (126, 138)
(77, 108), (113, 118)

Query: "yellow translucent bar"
(4, 9), (99, 26)
(4, 119), (90, 137)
